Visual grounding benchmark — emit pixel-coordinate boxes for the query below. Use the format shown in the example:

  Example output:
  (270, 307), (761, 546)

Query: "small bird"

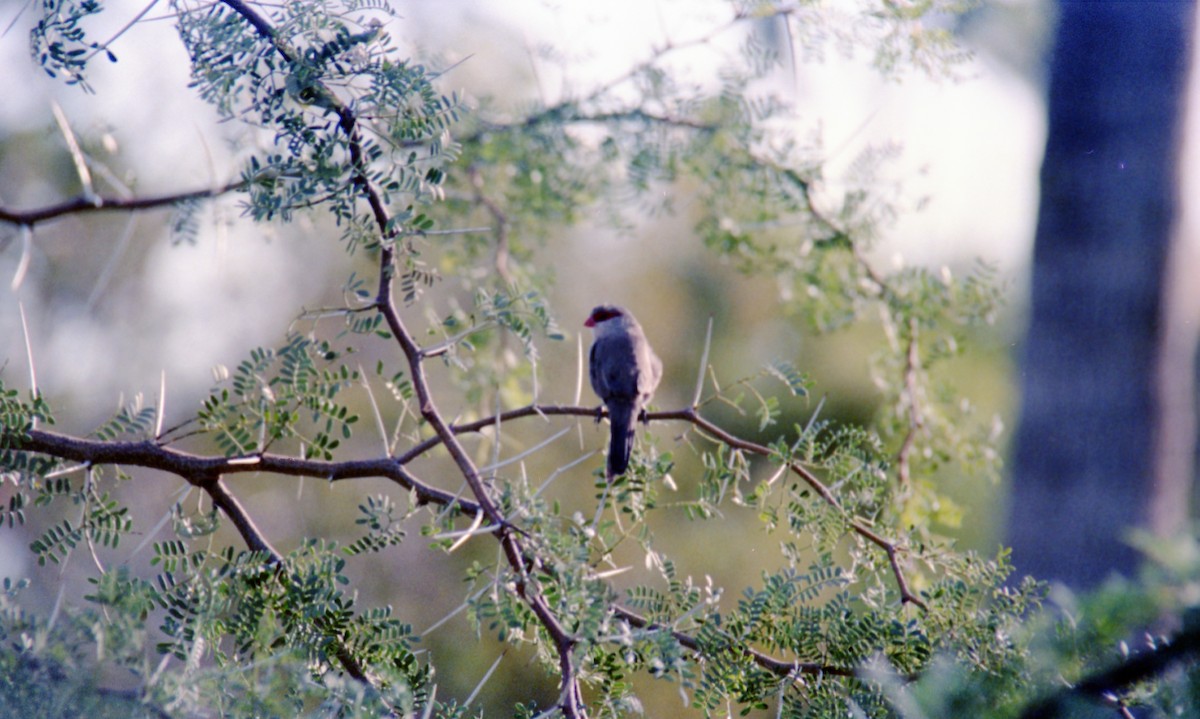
(585, 305), (663, 477)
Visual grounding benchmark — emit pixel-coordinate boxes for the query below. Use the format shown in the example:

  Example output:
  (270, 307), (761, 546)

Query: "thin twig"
(613, 605), (855, 679)
(894, 318), (923, 487)
(17, 303), (38, 416)
(692, 315), (714, 408)
(83, 0), (161, 63)
(51, 101), (96, 203)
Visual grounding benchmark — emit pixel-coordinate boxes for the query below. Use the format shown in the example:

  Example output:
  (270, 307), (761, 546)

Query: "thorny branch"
(15, 387), (928, 690)
(14, 401), (867, 691)
(211, 1), (588, 713)
(649, 407), (927, 609)
(402, 403), (927, 606)
(374, 249), (586, 716)
(849, 247), (931, 487)
(0, 181), (244, 227)
(5, 1), (934, 712)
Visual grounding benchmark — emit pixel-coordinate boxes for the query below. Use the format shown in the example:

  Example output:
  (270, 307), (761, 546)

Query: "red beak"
(584, 316), (595, 328)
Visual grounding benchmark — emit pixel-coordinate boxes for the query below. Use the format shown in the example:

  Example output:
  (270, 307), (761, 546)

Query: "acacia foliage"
(4, 1), (1197, 718)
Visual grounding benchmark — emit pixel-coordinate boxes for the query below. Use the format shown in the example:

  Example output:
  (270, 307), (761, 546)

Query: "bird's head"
(584, 305), (626, 328)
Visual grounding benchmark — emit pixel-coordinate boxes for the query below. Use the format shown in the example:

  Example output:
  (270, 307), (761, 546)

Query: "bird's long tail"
(607, 402), (637, 478)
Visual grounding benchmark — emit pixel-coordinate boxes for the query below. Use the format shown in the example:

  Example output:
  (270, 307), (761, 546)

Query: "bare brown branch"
(648, 407), (928, 609)
(0, 181), (244, 227)
(205, 476), (283, 562)
(214, 0), (594, 703)
(201, 475), (375, 684)
(16, 429), (483, 516)
(17, 391), (927, 632)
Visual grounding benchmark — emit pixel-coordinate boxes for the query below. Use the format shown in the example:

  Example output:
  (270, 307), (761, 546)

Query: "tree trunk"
(1008, 2), (1195, 589)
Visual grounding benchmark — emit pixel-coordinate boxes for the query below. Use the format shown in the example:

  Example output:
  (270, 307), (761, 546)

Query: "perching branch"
(18, 391), (927, 612)
(403, 400), (927, 607)
(12, 383), (923, 712)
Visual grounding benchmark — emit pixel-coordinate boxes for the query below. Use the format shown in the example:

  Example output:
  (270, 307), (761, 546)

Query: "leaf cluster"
(195, 334), (360, 459)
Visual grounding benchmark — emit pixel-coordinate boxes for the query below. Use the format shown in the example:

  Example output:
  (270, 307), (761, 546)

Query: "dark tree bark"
(1008, 2), (1195, 589)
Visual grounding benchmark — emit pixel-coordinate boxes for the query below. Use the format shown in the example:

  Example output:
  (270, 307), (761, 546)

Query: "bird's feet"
(594, 405), (605, 424)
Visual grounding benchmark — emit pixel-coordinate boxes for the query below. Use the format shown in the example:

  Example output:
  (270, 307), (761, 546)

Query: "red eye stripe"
(590, 307), (621, 323)
(585, 305), (624, 327)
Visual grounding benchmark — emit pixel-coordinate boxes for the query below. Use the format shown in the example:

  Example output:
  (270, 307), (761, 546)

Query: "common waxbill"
(585, 305), (663, 477)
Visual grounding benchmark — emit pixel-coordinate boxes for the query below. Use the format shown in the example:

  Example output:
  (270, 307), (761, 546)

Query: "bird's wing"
(589, 341), (604, 398)
(593, 334), (640, 401)
(640, 347), (663, 397)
